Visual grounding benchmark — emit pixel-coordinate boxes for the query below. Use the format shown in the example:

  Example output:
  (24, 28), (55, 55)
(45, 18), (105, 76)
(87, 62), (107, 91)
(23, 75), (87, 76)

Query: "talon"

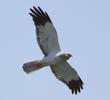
(37, 63), (42, 68)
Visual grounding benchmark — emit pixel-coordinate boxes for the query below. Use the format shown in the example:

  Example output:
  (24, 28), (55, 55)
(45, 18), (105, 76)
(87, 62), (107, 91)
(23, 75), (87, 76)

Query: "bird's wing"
(50, 62), (83, 94)
(29, 6), (61, 56)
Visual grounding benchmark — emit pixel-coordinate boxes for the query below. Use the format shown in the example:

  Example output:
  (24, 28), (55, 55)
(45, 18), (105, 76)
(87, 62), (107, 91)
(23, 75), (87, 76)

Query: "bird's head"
(65, 53), (72, 60)
(59, 53), (72, 61)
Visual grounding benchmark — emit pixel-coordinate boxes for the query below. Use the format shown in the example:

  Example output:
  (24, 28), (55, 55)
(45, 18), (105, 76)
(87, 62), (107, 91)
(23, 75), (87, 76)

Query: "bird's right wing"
(29, 7), (61, 56)
(50, 62), (83, 94)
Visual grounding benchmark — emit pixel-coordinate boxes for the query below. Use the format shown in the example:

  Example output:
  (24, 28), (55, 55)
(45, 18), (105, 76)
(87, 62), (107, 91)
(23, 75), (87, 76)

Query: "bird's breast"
(41, 55), (63, 66)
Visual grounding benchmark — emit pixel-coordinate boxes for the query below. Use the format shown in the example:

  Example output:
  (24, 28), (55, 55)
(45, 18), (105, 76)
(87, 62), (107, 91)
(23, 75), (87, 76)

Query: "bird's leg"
(37, 63), (42, 68)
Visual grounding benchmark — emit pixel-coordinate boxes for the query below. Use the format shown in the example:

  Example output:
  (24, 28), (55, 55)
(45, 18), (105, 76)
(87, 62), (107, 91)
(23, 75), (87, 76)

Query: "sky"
(0, 0), (110, 100)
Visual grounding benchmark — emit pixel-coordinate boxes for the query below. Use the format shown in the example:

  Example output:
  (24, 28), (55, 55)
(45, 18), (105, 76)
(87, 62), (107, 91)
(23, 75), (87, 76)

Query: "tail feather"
(23, 60), (43, 74)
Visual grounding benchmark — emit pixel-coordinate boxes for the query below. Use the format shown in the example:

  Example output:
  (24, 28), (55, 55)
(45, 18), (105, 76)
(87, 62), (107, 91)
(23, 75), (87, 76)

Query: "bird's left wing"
(50, 62), (83, 94)
(29, 7), (61, 56)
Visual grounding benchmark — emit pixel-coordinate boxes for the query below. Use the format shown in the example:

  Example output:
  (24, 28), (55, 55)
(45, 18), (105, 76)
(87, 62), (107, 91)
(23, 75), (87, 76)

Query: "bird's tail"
(23, 60), (44, 74)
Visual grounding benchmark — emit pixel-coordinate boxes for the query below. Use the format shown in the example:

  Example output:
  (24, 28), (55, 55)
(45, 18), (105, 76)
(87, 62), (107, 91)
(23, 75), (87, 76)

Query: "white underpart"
(40, 51), (65, 66)
(23, 51), (70, 73)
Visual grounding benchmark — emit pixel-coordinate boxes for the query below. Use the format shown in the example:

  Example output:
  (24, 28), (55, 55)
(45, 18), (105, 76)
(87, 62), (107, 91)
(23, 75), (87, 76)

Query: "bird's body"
(41, 51), (71, 65)
(23, 6), (84, 94)
(23, 51), (71, 73)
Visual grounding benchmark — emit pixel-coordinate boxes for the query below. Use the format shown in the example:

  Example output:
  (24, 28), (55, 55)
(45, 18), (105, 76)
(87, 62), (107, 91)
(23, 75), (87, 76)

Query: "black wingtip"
(38, 6), (42, 11)
(29, 6), (52, 26)
(33, 6), (36, 9)
(29, 13), (34, 17)
(67, 78), (84, 94)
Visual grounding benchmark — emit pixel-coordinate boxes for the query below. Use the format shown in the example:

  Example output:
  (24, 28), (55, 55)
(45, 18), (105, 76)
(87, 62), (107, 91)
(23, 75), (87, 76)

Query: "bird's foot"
(37, 63), (42, 68)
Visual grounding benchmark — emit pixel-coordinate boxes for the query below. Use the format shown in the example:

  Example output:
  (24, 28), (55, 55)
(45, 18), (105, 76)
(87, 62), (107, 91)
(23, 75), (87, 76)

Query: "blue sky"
(0, 0), (110, 100)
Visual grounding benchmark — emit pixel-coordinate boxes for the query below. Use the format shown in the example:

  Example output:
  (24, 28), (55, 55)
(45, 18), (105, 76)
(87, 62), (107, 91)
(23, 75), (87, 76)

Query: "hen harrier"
(23, 6), (84, 94)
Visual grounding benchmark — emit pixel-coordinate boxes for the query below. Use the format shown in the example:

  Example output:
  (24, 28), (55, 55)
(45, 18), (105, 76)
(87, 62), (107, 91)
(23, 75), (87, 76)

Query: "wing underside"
(29, 7), (61, 56)
(50, 62), (83, 94)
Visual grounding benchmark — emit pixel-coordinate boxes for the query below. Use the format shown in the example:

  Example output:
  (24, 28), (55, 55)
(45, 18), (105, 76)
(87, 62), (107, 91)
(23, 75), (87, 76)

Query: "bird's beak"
(69, 54), (72, 57)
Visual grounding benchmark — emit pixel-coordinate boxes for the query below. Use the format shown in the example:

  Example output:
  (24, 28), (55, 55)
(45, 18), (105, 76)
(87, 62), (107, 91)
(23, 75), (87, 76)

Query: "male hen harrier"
(23, 6), (84, 94)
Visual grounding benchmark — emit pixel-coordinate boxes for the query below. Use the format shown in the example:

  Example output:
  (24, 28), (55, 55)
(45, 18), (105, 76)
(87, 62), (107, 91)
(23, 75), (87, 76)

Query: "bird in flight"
(23, 6), (84, 94)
